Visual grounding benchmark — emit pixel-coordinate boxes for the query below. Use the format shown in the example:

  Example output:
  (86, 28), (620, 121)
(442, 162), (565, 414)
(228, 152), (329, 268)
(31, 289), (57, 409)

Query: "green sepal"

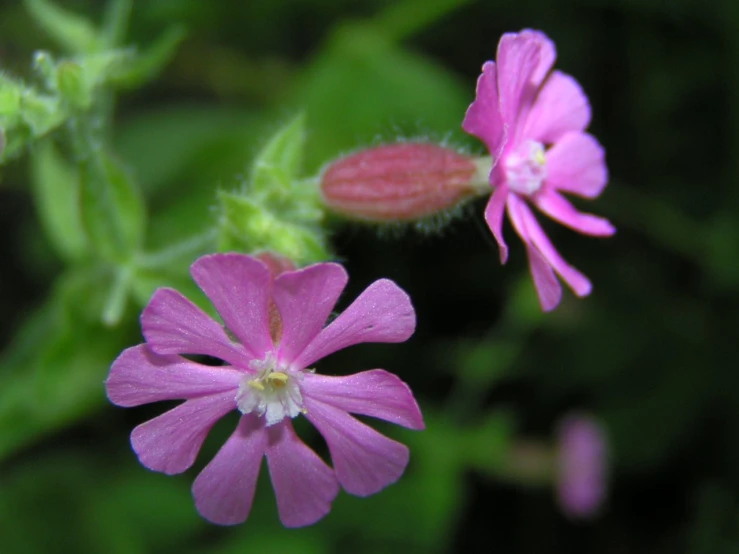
(56, 61), (93, 110)
(250, 113), (305, 196)
(218, 192), (330, 264)
(19, 90), (65, 137)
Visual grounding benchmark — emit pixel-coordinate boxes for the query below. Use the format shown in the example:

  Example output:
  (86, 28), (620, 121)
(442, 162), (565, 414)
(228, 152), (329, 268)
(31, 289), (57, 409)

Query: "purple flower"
(106, 253), (424, 527)
(462, 29), (615, 311)
(556, 414), (608, 519)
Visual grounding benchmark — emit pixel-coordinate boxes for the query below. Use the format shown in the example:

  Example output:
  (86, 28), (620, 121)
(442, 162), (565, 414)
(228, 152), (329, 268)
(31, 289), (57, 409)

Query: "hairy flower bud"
(320, 143), (485, 222)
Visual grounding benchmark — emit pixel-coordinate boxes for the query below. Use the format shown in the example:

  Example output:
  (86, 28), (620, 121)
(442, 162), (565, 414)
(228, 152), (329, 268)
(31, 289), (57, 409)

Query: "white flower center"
(235, 354), (304, 426)
(503, 140), (547, 196)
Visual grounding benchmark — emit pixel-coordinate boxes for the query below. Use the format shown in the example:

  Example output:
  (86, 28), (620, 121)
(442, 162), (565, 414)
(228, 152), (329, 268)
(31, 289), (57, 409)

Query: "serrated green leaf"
(251, 113), (305, 195)
(79, 149), (146, 263)
(24, 0), (100, 54)
(29, 140), (89, 262)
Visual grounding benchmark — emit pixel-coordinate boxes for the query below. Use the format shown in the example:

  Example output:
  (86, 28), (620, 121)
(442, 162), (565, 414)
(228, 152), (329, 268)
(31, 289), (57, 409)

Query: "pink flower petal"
(265, 420), (339, 527)
(496, 30), (556, 133)
(462, 61), (506, 160)
(293, 279), (415, 369)
(141, 288), (249, 367)
(508, 195), (592, 297)
(534, 190), (615, 236)
(301, 370), (424, 430)
(190, 254), (273, 358)
(523, 71), (591, 144)
(304, 397), (409, 496)
(131, 391), (236, 475)
(546, 132), (608, 199)
(192, 415), (267, 525)
(484, 186), (510, 263)
(521, 29), (557, 88)
(507, 195), (561, 309)
(272, 263), (348, 364)
(525, 245), (562, 311)
(106, 345), (242, 407)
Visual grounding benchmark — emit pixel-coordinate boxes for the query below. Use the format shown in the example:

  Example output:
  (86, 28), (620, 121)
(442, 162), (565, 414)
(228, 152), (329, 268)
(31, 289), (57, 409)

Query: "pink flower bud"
(320, 143), (481, 222)
(254, 252), (297, 345)
(254, 251), (297, 277)
(556, 414), (608, 519)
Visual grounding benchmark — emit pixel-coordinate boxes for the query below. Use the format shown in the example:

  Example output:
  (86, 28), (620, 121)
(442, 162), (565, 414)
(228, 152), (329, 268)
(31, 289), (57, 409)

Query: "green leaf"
(112, 25), (187, 89)
(101, 267), (132, 327)
(101, 0), (133, 49)
(24, 0), (100, 54)
(79, 148), (146, 263)
(0, 268), (132, 461)
(29, 140), (89, 262)
(115, 105), (262, 197)
(250, 113), (305, 195)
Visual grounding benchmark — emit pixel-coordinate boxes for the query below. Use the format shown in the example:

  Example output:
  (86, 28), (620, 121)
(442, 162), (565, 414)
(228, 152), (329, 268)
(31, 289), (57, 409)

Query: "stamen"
(248, 380), (265, 391)
(236, 356), (305, 425)
(504, 140), (547, 196)
(267, 371), (289, 387)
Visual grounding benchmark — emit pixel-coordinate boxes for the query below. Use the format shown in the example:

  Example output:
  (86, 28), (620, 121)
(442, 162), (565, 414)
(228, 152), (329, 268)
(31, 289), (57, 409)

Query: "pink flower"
(462, 29), (615, 311)
(556, 414), (608, 519)
(106, 253), (424, 527)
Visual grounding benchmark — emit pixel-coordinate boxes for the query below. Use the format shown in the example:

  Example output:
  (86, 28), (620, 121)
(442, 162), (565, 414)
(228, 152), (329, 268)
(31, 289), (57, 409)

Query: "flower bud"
(320, 142), (483, 222)
(556, 414), (608, 519)
(57, 61), (92, 110)
(255, 251), (297, 277)
(254, 251), (297, 346)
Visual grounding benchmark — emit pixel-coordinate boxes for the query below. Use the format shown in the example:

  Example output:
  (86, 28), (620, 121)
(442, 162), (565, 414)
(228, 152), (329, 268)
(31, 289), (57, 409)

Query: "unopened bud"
(556, 414), (608, 519)
(255, 251), (297, 346)
(255, 251), (297, 278)
(57, 61), (92, 110)
(320, 142), (483, 222)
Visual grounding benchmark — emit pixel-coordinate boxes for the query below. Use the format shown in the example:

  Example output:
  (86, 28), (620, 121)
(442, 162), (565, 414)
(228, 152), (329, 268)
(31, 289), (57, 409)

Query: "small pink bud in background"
(556, 414), (608, 519)
(320, 143), (483, 222)
(254, 251), (297, 277)
(253, 251), (297, 344)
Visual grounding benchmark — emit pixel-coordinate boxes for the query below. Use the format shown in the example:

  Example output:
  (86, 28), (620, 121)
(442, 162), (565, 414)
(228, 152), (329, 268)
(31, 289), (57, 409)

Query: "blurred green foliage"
(0, 0), (738, 553)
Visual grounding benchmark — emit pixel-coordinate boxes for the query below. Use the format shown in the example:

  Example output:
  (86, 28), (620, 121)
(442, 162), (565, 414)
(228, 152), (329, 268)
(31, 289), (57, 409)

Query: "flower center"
(503, 140), (547, 196)
(235, 354), (304, 426)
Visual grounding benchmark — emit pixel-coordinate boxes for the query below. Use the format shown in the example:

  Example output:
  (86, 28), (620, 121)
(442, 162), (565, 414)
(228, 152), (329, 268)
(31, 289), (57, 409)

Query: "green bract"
(217, 114), (330, 264)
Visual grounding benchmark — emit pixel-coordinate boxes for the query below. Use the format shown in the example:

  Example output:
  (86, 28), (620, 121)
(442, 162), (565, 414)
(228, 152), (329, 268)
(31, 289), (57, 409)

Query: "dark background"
(0, 0), (737, 552)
